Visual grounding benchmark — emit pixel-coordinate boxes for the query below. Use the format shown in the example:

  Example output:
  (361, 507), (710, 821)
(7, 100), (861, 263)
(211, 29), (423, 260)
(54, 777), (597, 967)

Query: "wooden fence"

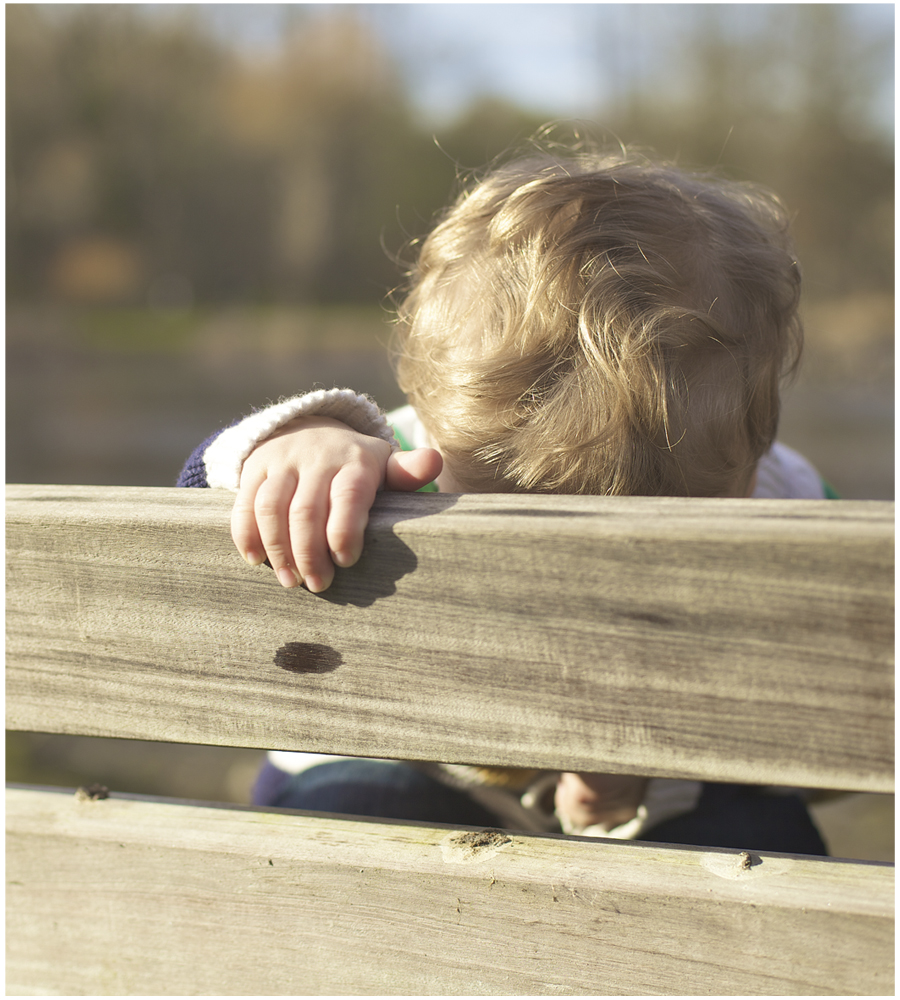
(6, 485), (894, 995)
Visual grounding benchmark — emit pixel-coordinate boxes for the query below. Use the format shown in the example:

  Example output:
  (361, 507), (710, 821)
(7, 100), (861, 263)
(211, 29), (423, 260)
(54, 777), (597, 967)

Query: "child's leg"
(640, 783), (828, 856)
(252, 758), (503, 828)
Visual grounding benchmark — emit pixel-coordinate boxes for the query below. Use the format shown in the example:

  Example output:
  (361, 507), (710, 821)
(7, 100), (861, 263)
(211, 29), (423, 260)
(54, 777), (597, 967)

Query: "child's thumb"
(384, 448), (443, 492)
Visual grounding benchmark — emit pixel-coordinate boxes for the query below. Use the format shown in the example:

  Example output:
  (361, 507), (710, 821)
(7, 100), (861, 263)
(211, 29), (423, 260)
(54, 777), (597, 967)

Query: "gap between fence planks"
(6, 786), (894, 997)
(6, 484), (894, 791)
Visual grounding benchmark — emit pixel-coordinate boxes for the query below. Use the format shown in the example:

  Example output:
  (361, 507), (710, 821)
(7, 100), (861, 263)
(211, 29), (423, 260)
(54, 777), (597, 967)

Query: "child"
(179, 145), (830, 853)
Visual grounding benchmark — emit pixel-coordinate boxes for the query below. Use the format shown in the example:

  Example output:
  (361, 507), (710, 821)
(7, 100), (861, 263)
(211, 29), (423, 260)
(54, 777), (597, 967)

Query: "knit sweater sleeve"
(176, 426), (229, 488)
(175, 388), (400, 490)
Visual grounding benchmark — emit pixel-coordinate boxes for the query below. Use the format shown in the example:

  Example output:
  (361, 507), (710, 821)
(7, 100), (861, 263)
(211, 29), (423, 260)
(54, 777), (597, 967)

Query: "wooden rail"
(6, 485), (895, 995)
(7, 485), (894, 790)
(7, 787), (893, 996)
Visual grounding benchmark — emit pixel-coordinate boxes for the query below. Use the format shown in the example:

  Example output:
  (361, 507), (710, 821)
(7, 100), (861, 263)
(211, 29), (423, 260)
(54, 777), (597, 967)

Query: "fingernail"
(277, 567), (300, 588)
(330, 549), (354, 568)
(244, 550), (265, 567)
(304, 574), (327, 593)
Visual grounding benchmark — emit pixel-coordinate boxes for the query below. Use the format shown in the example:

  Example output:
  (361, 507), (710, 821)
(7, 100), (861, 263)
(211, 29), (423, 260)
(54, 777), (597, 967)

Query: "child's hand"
(231, 415), (442, 592)
(555, 772), (648, 835)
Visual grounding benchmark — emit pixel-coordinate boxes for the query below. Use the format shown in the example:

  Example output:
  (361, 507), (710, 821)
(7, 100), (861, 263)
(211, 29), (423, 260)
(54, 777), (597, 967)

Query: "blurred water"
(7, 307), (405, 487)
(7, 304), (893, 498)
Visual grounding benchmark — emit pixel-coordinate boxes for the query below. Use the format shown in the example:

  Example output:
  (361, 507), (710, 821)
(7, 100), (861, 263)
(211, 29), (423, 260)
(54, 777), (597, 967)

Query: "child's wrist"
(203, 388), (398, 490)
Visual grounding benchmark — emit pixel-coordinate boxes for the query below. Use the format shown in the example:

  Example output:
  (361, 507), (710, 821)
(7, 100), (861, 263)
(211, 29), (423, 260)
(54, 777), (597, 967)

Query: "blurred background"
(7, 4), (894, 860)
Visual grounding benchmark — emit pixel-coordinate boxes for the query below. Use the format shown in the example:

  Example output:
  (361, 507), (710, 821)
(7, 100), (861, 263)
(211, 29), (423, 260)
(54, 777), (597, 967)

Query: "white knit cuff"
(202, 388), (400, 491)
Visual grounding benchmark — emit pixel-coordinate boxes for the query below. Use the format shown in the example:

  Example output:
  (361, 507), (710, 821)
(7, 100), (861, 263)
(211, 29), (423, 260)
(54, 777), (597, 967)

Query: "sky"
(211, 3), (621, 121)
(146, 3), (894, 136)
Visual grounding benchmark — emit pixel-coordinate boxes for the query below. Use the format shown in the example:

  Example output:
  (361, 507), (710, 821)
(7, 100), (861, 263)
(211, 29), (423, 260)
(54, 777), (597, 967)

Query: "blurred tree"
(599, 4), (893, 298)
(430, 97), (554, 173)
(7, 4), (263, 302)
(5, 3), (893, 306)
(260, 11), (429, 300)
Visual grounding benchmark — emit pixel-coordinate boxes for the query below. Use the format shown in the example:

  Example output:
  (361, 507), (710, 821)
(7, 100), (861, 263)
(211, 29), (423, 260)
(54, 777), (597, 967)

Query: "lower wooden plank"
(6, 787), (894, 996)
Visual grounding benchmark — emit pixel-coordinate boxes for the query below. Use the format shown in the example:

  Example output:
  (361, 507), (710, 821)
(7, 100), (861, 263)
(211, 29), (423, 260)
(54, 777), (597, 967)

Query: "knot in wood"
(75, 784), (109, 802)
(441, 828), (512, 864)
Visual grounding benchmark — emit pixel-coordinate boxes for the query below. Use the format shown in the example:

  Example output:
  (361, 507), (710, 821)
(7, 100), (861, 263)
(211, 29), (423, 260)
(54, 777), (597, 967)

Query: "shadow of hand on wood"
(315, 492), (460, 608)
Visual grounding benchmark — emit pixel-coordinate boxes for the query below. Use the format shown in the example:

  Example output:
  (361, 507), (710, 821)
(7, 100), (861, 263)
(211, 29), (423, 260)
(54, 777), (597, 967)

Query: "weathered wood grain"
(6, 786), (893, 997)
(6, 485), (894, 791)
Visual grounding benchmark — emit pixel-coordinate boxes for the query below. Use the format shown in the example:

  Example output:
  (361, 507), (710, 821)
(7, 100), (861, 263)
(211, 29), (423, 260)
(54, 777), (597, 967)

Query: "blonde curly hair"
(392, 148), (802, 497)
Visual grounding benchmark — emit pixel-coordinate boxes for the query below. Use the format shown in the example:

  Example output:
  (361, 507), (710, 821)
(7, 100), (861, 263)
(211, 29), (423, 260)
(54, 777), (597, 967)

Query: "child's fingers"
(323, 448), (441, 570)
(231, 474), (268, 567)
(324, 465), (382, 569)
(230, 421), (404, 593)
(252, 473), (306, 589)
(554, 772), (649, 834)
(284, 476), (339, 594)
(384, 448), (443, 492)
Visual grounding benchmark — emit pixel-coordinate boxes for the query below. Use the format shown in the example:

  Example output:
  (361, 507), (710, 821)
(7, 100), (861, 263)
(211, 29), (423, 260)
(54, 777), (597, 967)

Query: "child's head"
(393, 146), (803, 497)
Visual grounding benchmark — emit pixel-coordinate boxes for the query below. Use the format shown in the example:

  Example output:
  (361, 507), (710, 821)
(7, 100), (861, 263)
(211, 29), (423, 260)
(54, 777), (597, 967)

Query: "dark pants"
(253, 759), (827, 856)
